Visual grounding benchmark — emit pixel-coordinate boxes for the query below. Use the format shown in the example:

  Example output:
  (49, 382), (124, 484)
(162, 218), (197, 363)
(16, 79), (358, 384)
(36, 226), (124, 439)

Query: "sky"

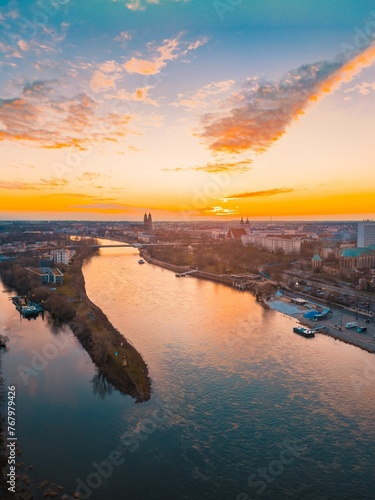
(0, 0), (375, 221)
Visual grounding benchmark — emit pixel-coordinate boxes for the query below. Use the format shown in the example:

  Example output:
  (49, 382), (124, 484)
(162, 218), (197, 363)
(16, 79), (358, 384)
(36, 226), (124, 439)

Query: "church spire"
(143, 212), (153, 231)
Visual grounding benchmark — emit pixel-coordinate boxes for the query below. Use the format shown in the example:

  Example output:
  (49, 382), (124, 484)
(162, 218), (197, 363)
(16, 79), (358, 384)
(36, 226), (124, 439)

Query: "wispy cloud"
(345, 81), (375, 96)
(222, 188), (295, 200)
(0, 177), (77, 191)
(0, 17), (69, 63)
(90, 70), (119, 92)
(172, 79), (235, 109)
(40, 177), (68, 187)
(163, 159), (252, 173)
(126, 0), (147, 11)
(194, 160), (251, 173)
(0, 180), (41, 190)
(124, 0), (188, 11)
(0, 80), (133, 149)
(106, 85), (159, 106)
(17, 39), (29, 52)
(124, 35), (207, 75)
(114, 31), (133, 42)
(199, 45), (375, 154)
(76, 172), (106, 182)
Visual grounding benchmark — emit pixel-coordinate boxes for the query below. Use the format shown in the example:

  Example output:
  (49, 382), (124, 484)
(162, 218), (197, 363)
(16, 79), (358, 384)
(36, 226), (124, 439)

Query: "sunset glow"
(1, 1), (375, 220)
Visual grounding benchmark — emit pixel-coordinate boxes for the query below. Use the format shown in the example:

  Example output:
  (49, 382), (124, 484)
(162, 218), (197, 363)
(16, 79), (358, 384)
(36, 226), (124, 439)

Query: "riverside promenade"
(267, 292), (375, 354)
(141, 251), (375, 354)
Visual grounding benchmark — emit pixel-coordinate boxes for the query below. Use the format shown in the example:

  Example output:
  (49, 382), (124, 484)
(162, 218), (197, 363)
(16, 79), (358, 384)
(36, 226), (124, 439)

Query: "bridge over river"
(85, 242), (186, 249)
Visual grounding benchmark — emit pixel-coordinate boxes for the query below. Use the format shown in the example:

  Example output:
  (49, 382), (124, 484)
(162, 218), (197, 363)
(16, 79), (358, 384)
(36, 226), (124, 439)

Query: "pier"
(175, 269), (198, 277)
(309, 325), (327, 333)
(10, 296), (44, 319)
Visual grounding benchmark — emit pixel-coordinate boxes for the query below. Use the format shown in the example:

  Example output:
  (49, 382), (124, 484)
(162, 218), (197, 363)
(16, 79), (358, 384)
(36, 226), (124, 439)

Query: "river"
(1, 241), (375, 499)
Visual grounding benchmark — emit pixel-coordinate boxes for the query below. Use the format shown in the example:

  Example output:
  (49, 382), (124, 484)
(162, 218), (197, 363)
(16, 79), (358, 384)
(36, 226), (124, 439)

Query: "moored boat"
(20, 305), (39, 318)
(293, 326), (315, 338)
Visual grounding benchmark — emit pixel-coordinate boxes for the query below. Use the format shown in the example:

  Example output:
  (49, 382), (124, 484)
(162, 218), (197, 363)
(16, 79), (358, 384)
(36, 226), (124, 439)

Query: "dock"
(175, 269), (197, 277)
(10, 296), (44, 318)
(309, 326), (327, 333)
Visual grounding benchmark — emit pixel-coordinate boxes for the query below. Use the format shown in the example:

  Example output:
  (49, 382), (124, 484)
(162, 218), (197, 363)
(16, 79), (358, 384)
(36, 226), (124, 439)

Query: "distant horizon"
(0, 217), (372, 224)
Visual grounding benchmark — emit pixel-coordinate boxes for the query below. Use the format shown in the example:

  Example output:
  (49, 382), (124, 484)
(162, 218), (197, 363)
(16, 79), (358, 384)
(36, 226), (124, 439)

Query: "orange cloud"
(98, 60), (120, 73)
(172, 79), (235, 109)
(313, 44), (375, 97)
(0, 81), (133, 149)
(124, 35), (206, 75)
(107, 85), (158, 106)
(124, 57), (162, 75)
(223, 188), (296, 199)
(90, 70), (118, 91)
(163, 159), (252, 173)
(199, 44), (375, 155)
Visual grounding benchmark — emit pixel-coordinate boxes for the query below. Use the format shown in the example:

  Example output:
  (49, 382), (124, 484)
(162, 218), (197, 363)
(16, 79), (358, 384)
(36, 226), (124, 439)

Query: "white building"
(50, 248), (75, 265)
(357, 220), (375, 247)
(138, 233), (152, 243)
(242, 234), (302, 254)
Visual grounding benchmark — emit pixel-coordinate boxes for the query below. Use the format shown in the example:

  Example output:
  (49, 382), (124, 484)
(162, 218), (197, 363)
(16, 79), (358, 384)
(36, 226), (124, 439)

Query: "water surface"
(1, 241), (375, 499)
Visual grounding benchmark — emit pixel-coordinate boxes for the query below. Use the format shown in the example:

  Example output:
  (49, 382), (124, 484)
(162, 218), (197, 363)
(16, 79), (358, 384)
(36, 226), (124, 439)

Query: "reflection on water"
(1, 240), (375, 499)
(91, 370), (114, 399)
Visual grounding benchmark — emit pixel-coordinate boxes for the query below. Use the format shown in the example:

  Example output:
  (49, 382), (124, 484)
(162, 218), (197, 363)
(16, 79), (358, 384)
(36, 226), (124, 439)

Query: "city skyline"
(1, 1), (375, 221)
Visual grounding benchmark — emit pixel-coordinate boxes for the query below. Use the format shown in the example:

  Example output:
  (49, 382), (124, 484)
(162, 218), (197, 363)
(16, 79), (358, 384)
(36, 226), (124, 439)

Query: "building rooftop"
(341, 247), (374, 258)
(228, 228), (247, 238)
(312, 253), (322, 261)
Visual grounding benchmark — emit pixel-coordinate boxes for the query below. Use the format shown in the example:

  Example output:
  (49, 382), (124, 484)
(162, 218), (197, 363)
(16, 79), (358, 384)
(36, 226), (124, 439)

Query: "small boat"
(175, 273), (185, 277)
(345, 321), (358, 329)
(20, 306), (39, 318)
(293, 326), (315, 338)
(138, 259), (145, 264)
(356, 326), (367, 333)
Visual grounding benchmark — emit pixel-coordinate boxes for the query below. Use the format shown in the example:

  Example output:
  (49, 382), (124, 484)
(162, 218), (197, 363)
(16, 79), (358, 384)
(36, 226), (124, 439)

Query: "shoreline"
(62, 253), (151, 402)
(298, 316), (375, 354)
(0, 250), (152, 499)
(141, 251), (273, 297)
(142, 251), (375, 355)
(267, 294), (375, 354)
(0, 251), (151, 403)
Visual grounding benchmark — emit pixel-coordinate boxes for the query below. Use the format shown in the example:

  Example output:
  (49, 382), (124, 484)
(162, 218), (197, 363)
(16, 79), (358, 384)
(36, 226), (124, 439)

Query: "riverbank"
(58, 252), (151, 402)
(267, 292), (375, 354)
(141, 251), (276, 297)
(142, 251), (375, 355)
(0, 250), (151, 402)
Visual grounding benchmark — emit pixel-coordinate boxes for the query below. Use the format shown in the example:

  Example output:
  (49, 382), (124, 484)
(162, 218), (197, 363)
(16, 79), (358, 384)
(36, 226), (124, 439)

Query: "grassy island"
(0, 243), (151, 403)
